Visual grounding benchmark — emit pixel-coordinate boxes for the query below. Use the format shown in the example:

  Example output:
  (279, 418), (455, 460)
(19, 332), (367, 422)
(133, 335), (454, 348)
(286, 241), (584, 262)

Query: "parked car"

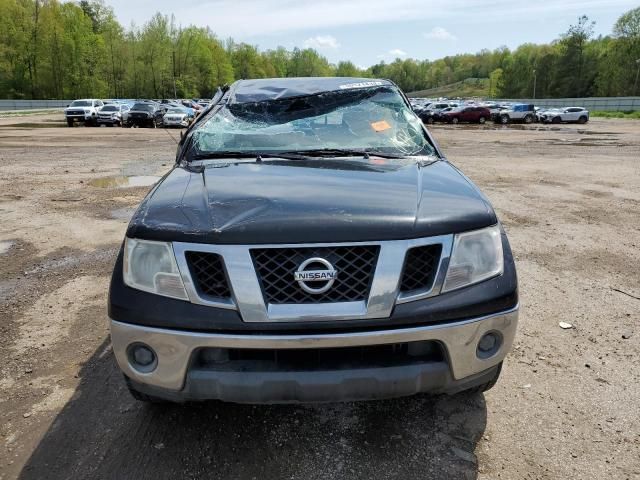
(64, 99), (104, 127)
(181, 99), (203, 113)
(442, 106), (491, 124)
(109, 77), (519, 404)
(496, 103), (536, 124)
(162, 107), (193, 128)
(168, 103), (196, 120)
(97, 103), (130, 127)
(417, 109), (437, 124)
(125, 102), (166, 128)
(541, 107), (589, 124)
(426, 102), (455, 113)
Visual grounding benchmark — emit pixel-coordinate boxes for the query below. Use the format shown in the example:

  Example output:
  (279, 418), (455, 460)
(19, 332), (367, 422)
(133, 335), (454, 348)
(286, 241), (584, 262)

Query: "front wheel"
(451, 117), (459, 124)
(552, 116), (561, 124)
(66, 119), (74, 127)
(478, 116), (486, 124)
(524, 114), (533, 124)
(500, 115), (509, 124)
(426, 117), (434, 124)
(578, 116), (588, 124)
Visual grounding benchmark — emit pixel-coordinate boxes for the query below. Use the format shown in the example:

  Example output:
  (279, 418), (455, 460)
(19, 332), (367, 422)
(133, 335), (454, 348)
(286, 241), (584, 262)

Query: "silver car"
(162, 107), (191, 128)
(97, 104), (130, 126)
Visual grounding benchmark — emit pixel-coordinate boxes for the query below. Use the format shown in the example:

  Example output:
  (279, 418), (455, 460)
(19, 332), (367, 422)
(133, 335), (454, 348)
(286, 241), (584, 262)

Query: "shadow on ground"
(19, 340), (487, 480)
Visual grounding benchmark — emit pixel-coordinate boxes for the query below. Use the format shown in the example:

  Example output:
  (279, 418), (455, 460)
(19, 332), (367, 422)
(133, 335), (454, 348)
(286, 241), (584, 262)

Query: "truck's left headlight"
(442, 225), (503, 292)
(123, 238), (188, 300)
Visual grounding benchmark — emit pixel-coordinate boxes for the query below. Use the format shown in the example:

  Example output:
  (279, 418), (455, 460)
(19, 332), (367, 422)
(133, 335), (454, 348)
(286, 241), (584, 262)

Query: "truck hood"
(127, 158), (497, 244)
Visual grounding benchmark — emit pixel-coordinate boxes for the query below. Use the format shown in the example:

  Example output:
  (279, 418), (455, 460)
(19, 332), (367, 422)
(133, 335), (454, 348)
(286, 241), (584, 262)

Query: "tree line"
(0, 1), (639, 100)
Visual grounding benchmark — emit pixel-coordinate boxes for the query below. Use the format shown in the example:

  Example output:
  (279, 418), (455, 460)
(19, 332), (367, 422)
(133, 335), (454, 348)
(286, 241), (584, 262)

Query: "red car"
(442, 106), (491, 124)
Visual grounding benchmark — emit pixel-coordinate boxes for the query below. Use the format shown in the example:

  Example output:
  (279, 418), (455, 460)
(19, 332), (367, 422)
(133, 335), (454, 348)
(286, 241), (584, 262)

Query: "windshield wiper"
(278, 148), (415, 159)
(191, 151), (310, 162)
(191, 148), (424, 162)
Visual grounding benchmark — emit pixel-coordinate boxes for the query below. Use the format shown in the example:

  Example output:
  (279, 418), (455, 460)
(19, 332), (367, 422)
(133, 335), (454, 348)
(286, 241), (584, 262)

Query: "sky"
(105, 0), (637, 67)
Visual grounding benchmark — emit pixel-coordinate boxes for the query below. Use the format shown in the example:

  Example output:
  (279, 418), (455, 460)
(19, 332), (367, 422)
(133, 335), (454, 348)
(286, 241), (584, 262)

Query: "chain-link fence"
(491, 97), (639, 111)
(0, 100), (71, 111)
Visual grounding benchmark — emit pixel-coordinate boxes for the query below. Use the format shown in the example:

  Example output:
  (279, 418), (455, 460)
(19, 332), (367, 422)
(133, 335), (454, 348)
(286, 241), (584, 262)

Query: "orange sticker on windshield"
(370, 120), (391, 132)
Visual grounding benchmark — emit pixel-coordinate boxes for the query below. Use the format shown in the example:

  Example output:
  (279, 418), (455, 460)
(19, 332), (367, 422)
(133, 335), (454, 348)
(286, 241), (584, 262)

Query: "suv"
(108, 77), (519, 404)
(540, 107), (589, 124)
(97, 103), (130, 127)
(442, 106), (491, 124)
(64, 99), (103, 126)
(125, 102), (166, 128)
(497, 103), (536, 124)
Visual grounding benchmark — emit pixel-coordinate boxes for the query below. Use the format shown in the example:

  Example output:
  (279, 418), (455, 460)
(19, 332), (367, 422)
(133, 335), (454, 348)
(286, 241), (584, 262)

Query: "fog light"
(477, 332), (502, 359)
(127, 343), (157, 373)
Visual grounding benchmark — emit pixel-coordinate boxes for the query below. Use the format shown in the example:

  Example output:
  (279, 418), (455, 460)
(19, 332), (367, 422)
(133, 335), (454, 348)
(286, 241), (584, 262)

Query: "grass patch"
(590, 110), (640, 119)
(0, 108), (63, 118)
(408, 78), (490, 98)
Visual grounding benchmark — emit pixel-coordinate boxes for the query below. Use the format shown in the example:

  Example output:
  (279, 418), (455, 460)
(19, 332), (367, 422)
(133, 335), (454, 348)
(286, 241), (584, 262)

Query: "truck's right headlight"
(123, 238), (188, 300)
(442, 225), (503, 292)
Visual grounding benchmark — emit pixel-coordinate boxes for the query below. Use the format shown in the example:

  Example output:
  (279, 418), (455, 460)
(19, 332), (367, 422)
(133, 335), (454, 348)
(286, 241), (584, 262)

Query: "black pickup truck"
(108, 77), (518, 404)
(125, 101), (166, 128)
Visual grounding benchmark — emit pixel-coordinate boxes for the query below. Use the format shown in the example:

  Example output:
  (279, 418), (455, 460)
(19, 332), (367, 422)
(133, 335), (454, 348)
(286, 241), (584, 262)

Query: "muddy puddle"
(89, 175), (160, 188)
(0, 240), (14, 254)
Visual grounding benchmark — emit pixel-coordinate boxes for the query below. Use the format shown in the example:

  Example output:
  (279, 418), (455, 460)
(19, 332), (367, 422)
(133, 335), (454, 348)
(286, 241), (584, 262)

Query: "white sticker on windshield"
(338, 81), (385, 90)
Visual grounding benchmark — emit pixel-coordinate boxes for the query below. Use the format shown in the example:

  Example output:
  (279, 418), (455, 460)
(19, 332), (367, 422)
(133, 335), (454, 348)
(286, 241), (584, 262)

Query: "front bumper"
(66, 114), (92, 121)
(97, 117), (120, 124)
(163, 119), (189, 127)
(111, 306), (518, 403)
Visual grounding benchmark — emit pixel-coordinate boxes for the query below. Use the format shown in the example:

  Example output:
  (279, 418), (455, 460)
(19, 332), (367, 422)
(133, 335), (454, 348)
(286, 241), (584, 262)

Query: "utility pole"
(172, 50), (177, 99)
(634, 59), (640, 96)
(532, 69), (537, 100)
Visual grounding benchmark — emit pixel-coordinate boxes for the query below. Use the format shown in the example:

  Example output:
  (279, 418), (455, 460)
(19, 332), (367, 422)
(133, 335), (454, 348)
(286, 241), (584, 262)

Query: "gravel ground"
(0, 115), (638, 480)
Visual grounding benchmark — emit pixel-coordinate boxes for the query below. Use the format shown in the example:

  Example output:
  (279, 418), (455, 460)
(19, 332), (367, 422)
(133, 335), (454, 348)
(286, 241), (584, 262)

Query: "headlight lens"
(442, 225), (503, 292)
(123, 238), (188, 300)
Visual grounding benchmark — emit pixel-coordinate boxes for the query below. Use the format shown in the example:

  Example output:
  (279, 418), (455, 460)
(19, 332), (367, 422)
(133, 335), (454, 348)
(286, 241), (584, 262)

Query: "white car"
(541, 107), (589, 124)
(64, 99), (104, 127)
(162, 107), (191, 128)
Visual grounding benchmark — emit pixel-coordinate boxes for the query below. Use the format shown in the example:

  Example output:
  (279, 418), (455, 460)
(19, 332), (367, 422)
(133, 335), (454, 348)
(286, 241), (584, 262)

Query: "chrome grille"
(251, 246), (379, 304)
(399, 244), (442, 293)
(185, 251), (232, 299)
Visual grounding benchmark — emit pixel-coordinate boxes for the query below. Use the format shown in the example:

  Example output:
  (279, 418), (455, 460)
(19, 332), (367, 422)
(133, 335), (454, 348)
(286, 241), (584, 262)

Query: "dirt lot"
(0, 114), (638, 480)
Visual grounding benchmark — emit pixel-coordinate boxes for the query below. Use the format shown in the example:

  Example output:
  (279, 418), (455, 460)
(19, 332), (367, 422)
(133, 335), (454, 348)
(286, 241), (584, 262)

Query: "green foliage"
(1, 3), (640, 100)
(408, 78), (490, 98)
(590, 110), (640, 119)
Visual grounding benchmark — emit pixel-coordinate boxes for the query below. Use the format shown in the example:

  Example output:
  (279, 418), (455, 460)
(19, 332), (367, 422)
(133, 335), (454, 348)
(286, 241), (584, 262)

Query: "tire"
(463, 362), (503, 394)
(478, 116), (486, 124)
(151, 120), (157, 128)
(67, 119), (74, 127)
(524, 114), (533, 124)
(125, 377), (168, 404)
(578, 116), (588, 124)
(451, 117), (459, 124)
(551, 116), (561, 124)
(500, 115), (509, 124)
(426, 117), (434, 124)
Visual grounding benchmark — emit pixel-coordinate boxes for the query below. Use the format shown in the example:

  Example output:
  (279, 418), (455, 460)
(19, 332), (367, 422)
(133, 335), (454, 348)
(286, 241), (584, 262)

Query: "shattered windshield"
(190, 86), (435, 158)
